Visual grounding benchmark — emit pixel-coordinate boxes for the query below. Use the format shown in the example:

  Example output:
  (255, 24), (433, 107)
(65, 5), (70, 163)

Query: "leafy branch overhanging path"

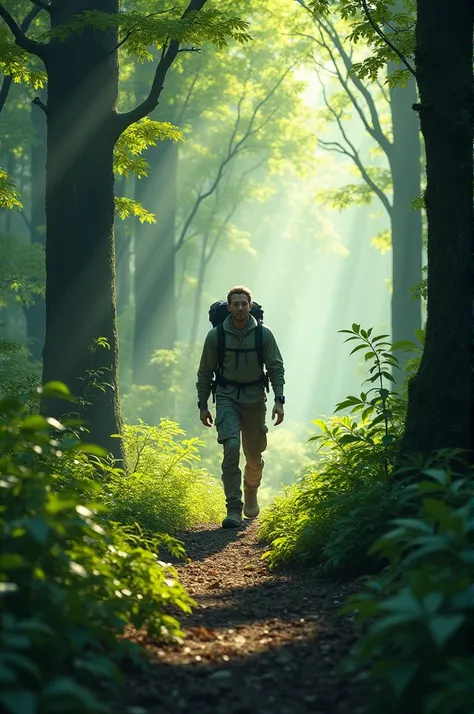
(123, 522), (361, 714)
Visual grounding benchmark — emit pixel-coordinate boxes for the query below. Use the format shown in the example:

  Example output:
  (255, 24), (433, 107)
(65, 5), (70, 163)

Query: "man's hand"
(272, 402), (284, 426)
(200, 409), (213, 427)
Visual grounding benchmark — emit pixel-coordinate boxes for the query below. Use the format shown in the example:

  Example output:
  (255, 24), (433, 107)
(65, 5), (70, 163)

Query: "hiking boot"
(243, 487), (260, 519)
(222, 510), (243, 529)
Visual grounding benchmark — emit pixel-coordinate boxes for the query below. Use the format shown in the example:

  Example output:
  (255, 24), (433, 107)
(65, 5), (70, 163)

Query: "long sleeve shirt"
(196, 315), (285, 407)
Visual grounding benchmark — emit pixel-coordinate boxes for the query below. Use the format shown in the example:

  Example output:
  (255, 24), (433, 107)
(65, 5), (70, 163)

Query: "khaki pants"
(215, 395), (268, 511)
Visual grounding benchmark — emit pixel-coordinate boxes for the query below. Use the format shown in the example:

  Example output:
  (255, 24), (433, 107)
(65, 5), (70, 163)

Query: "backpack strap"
(211, 323), (226, 402)
(255, 322), (264, 370)
(216, 323), (225, 369)
(256, 322), (270, 393)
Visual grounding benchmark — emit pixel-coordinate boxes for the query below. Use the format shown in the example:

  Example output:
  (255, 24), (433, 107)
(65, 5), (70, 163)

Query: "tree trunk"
(116, 227), (131, 316)
(24, 98), (46, 363)
(388, 71), (423, 362)
(42, 1), (124, 460)
(402, 0), (473, 455)
(133, 139), (178, 384)
(115, 176), (130, 315)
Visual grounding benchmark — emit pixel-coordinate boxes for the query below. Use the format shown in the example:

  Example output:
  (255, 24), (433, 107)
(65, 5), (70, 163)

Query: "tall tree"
(0, 0), (248, 457)
(300, 8), (422, 359)
(403, 0), (473, 454)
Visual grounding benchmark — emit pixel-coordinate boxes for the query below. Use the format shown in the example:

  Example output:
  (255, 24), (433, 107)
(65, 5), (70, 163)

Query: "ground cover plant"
(0, 386), (195, 714)
(344, 454), (474, 714)
(103, 419), (225, 534)
(259, 325), (407, 574)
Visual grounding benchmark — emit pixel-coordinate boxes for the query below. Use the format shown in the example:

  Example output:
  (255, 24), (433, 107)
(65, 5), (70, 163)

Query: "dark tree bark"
(133, 139), (178, 384)
(0, 0), (208, 458)
(402, 0), (473, 455)
(115, 176), (130, 315)
(41, 0), (124, 459)
(388, 71), (423, 356)
(24, 98), (46, 363)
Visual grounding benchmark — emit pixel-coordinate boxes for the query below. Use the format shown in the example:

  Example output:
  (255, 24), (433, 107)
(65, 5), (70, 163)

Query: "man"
(196, 286), (285, 529)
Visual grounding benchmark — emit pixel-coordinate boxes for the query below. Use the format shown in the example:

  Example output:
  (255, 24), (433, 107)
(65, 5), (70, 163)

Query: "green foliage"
(47, 7), (251, 57)
(336, 0), (415, 84)
(114, 196), (156, 223)
(0, 235), (45, 308)
(103, 420), (225, 533)
(317, 169), (392, 210)
(114, 118), (183, 178)
(343, 458), (474, 714)
(0, 340), (41, 405)
(0, 27), (46, 89)
(410, 266), (427, 302)
(0, 391), (194, 714)
(260, 325), (405, 574)
(0, 169), (22, 210)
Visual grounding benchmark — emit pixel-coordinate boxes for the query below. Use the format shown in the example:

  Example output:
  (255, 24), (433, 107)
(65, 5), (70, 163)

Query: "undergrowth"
(0, 386), (194, 713)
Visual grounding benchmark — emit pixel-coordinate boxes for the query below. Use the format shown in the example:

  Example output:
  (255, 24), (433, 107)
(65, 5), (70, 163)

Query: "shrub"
(343, 457), (474, 714)
(103, 419), (226, 533)
(260, 326), (405, 574)
(0, 389), (194, 714)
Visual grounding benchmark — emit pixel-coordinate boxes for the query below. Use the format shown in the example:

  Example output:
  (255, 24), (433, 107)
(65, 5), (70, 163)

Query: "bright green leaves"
(114, 118), (183, 178)
(114, 197), (156, 223)
(317, 168), (392, 210)
(0, 169), (22, 210)
(336, 0), (416, 82)
(48, 7), (251, 56)
(0, 27), (46, 90)
(113, 118), (183, 222)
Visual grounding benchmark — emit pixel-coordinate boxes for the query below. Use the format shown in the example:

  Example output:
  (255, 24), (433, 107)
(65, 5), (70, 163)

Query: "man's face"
(228, 293), (251, 324)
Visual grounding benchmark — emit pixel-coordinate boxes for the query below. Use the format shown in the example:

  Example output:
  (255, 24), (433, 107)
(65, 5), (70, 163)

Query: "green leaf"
(74, 443), (108, 457)
(0, 690), (37, 714)
(42, 677), (103, 709)
(380, 589), (423, 616)
(0, 554), (29, 570)
(38, 381), (72, 398)
(387, 662), (418, 697)
(20, 415), (49, 430)
(421, 469), (448, 485)
(349, 344), (367, 355)
(428, 615), (464, 648)
(26, 517), (49, 545)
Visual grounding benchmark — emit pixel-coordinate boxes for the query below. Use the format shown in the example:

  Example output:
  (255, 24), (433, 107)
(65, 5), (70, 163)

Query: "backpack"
(208, 300), (269, 400)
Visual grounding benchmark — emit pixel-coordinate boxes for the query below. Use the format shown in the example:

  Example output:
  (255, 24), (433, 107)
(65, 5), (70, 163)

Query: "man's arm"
(263, 327), (285, 399)
(196, 329), (218, 409)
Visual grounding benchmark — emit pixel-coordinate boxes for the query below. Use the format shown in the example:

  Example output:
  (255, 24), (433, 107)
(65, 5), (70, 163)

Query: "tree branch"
(115, 0), (208, 134)
(0, 76), (13, 116)
(316, 17), (392, 157)
(0, 3), (48, 58)
(175, 67), (290, 253)
(29, 0), (51, 14)
(359, 0), (416, 77)
(0, 3), (46, 114)
(176, 65), (201, 124)
(32, 95), (48, 115)
(108, 8), (176, 55)
(318, 75), (392, 216)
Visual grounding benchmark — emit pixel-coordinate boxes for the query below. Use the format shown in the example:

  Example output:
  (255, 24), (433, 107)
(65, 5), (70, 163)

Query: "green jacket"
(196, 315), (285, 406)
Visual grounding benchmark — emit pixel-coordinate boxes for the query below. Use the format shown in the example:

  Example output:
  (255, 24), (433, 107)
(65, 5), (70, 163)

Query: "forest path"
(123, 521), (362, 714)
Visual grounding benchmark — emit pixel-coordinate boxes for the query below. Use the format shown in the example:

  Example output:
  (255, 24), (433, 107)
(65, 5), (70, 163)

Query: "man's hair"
(227, 285), (252, 304)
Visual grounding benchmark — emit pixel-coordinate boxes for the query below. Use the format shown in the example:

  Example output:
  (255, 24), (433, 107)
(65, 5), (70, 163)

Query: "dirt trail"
(123, 521), (362, 714)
